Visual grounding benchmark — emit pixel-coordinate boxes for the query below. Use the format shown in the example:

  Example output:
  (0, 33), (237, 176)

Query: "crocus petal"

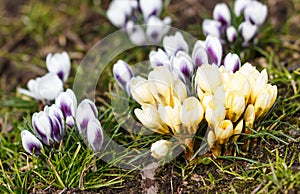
(213, 3), (231, 27)
(37, 73), (64, 101)
(234, 0), (251, 17)
(149, 49), (171, 69)
(223, 53), (241, 72)
(171, 51), (194, 79)
(244, 1), (268, 26)
(192, 40), (208, 68)
(146, 16), (171, 44)
(202, 19), (222, 38)
(55, 89), (77, 119)
(126, 21), (147, 45)
(150, 140), (172, 160)
(163, 32), (189, 57)
(238, 21), (258, 46)
(86, 117), (104, 152)
(46, 52), (71, 82)
(21, 130), (44, 155)
(32, 111), (53, 145)
(205, 35), (223, 66)
(140, 0), (162, 20)
(226, 26), (238, 43)
(44, 104), (64, 138)
(113, 60), (133, 91)
(75, 99), (98, 135)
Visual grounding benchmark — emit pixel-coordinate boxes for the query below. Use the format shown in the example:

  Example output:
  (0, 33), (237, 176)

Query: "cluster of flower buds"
(202, 0), (268, 46)
(106, 0), (171, 45)
(21, 89), (104, 155)
(113, 31), (277, 159)
(18, 52), (71, 103)
(195, 63), (277, 156)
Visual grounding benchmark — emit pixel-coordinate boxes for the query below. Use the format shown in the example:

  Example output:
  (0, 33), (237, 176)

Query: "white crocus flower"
(18, 73), (63, 103)
(238, 21), (258, 46)
(151, 140), (173, 160)
(205, 97), (226, 128)
(21, 130), (44, 155)
(113, 60), (133, 93)
(163, 32), (189, 57)
(46, 52), (71, 82)
(173, 80), (187, 103)
(234, 0), (251, 17)
(86, 117), (104, 152)
(149, 49), (171, 69)
(180, 97), (204, 135)
(32, 111), (53, 145)
(225, 91), (245, 122)
(146, 16), (171, 44)
(130, 76), (155, 107)
(134, 105), (169, 134)
(213, 3), (231, 27)
(171, 51), (194, 80)
(226, 26), (238, 43)
(244, 1), (268, 26)
(214, 120), (234, 144)
(126, 21), (147, 45)
(202, 19), (222, 39)
(223, 53), (241, 72)
(140, 0), (162, 20)
(55, 89), (77, 128)
(148, 66), (175, 106)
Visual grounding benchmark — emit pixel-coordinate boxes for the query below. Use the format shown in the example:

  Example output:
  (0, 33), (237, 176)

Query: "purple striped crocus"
(44, 104), (65, 142)
(113, 60), (133, 94)
(223, 53), (241, 73)
(213, 3), (231, 27)
(32, 111), (53, 145)
(86, 117), (104, 152)
(21, 130), (44, 155)
(46, 52), (71, 82)
(171, 51), (194, 80)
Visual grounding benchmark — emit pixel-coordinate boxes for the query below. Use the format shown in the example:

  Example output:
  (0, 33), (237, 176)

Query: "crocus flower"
(44, 104), (65, 142)
(149, 49), (171, 69)
(126, 21), (147, 45)
(171, 51), (194, 80)
(244, 1), (268, 26)
(75, 99), (98, 135)
(180, 97), (204, 135)
(134, 105), (169, 134)
(225, 91), (245, 122)
(130, 76), (155, 107)
(163, 32), (189, 57)
(146, 16), (171, 44)
(238, 21), (258, 46)
(214, 120), (234, 144)
(86, 117), (104, 152)
(46, 52), (71, 82)
(202, 19), (222, 39)
(223, 53), (241, 72)
(213, 3), (231, 27)
(55, 89), (77, 128)
(234, 0), (251, 17)
(113, 60), (133, 94)
(21, 130), (44, 155)
(18, 73), (63, 103)
(32, 111), (53, 145)
(226, 26), (238, 43)
(150, 140), (173, 160)
(140, 0), (162, 20)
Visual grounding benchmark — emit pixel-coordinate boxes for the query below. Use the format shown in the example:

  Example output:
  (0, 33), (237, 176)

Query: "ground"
(0, 0), (300, 193)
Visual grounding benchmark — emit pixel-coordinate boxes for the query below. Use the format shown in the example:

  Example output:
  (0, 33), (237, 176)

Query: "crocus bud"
(163, 32), (189, 57)
(205, 35), (223, 66)
(148, 66), (175, 106)
(238, 21), (258, 46)
(150, 140), (172, 160)
(254, 84), (277, 118)
(18, 73), (63, 103)
(223, 53), (241, 72)
(46, 52), (71, 82)
(146, 16), (171, 44)
(215, 120), (234, 144)
(244, 104), (255, 129)
(244, 1), (268, 26)
(226, 26), (238, 43)
(225, 91), (245, 122)
(134, 105), (169, 134)
(126, 21), (146, 45)
(205, 97), (226, 128)
(149, 49), (171, 69)
(192, 40), (208, 68)
(113, 60), (133, 93)
(158, 97), (181, 134)
(171, 51), (194, 79)
(21, 130), (44, 155)
(140, 0), (162, 20)
(55, 89), (77, 128)
(213, 3), (231, 27)
(173, 80), (187, 103)
(44, 104), (64, 142)
(86, 117), (104, 152)
(130, 76), (155, 107)
(107, 0), (137, 27)
(202, 19), (222, 39)
(75, 99), (98, 135)
(233, 119), (243, 141)
(207, 128), (216, 149)
(234, 0), (251, 17)
(32, 111), (53, 145)
(195, 63), (223, 95)
(180, 97), (204, 135)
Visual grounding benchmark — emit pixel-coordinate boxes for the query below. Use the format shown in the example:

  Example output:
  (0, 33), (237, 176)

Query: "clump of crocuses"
(21, 89), (104, 155)
(106, 0), (171, 45)
(112, 32), (277, 160)
(202, 0), (268, 47)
